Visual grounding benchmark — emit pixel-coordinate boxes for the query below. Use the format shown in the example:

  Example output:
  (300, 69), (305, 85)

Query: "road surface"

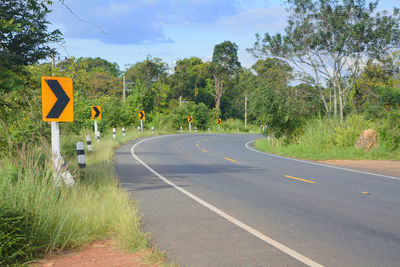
(115, 134), (400, 266)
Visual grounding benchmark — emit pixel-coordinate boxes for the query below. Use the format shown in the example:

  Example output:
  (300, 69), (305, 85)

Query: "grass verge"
(0, 128), (169, 265)
(253, 116), (400, 161)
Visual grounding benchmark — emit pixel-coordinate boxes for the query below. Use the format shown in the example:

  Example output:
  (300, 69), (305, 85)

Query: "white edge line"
(245, 140), (400, 181)
(131, 135), (324, 267)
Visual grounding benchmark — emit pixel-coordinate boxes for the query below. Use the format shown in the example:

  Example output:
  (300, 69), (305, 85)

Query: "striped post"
(76, 142), (86, 168)
(96, 131), (100, 143)
(195, 127), (197, 133)
(180, 126), (183, 133)
(122, 127), (125, 136)
(152, 126), (154, 133)
(86, 135), (92, 152)
(113, 128), (116, 139)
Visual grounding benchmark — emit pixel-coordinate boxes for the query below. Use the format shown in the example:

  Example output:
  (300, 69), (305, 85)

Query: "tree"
(124, 56), (169, 112)
(169, 57), (212, 103)
(0, 0), (62, 92)
(249, 0), (400, 121)
(212, 41), (241, 110)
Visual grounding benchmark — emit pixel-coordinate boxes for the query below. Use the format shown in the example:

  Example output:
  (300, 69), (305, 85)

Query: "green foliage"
(0, 0), (62, 92)
(332, 114), (374, 147)
(250, 0), (400, 120)
(167, 102), (217, 130)
(378, 110), (400, 150)
(0, 132), (149, 264)
(255, 115), (400, 160)
(249, 84), (305, 140)
(0, 205), (36, 265)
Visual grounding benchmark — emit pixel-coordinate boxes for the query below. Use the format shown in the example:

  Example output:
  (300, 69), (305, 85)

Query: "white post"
(189, 123), (191, 132)
(218, 125), (221, 132)
(151, 126), (154, 133)
(94, 120), (98, 136)
(51, 121), (60, 158)
(113, 128), (116, 139)
(208, 128), (210, 132)
(76, 142), (86, 168)
(140, 120), (143, 132)
(96, 131), (100, 143)
(138, 126), (141, 132)
(122, 127), (125, 136)
(180, 126), (183, 133)
(51, 121), (61, 185)
(86, 135), (92, 152)
(195, 127), (197, 133)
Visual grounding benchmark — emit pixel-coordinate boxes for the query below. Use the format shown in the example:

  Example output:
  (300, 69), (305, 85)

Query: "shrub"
(332, 114), (374, 147)
(0, 205), (37, 265)
(378, 110), (400, 150)
(167, 102), (215, 130)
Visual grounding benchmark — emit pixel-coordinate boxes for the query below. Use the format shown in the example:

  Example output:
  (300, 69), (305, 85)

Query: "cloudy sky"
(48, 0), (399, 70)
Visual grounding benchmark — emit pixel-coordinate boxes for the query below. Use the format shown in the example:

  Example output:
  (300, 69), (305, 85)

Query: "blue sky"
(48, 0), (399, 71)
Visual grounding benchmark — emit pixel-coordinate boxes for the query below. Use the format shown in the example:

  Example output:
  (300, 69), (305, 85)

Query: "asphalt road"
(115, 134), (400, 266)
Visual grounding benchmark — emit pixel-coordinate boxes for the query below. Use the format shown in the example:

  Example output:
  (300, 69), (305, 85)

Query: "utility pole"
(179, 95), (182, 107)
(123, 75), (126, 102)
(245, 93), (248, 127)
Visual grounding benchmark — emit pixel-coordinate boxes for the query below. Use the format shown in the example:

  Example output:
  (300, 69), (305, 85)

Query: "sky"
(48, 0), (399, 71)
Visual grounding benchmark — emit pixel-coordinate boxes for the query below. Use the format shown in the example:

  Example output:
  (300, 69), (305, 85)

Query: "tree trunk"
(214, 74), (223, 110)
(245, 93), (247, 127)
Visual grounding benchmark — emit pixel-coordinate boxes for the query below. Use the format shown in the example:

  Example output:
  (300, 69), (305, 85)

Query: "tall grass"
(0, 128), (164, 265)
(254, 115), (400, 160)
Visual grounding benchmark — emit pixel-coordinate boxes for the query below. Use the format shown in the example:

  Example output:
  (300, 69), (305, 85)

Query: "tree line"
(1, 0), (399, 152)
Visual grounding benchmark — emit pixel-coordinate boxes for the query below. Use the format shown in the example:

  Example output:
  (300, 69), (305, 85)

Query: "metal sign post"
(189, 123), (192, 132)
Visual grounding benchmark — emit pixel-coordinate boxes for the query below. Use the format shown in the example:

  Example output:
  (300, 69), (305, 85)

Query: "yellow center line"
(202, 149), (207, 153)
(284, 175), (315, 184)
(224, 157), (237, 162)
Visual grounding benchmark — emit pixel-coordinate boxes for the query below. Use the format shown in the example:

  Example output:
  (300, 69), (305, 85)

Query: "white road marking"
(245, 140), (400, 181)
(131, 135), (324, 267)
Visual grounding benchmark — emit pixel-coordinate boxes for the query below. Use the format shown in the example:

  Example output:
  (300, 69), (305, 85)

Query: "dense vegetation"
(1, 0), (399, 264)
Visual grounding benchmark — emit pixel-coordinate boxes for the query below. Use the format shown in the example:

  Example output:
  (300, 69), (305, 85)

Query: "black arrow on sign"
(139, 111), (144, 120)
(45, 79), (70, 119)
(93, 107), (100, 118)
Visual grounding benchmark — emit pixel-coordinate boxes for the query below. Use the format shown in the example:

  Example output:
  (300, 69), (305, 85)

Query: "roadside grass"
(254, 138), (400, 160)
(254, 116), (400, 161)
(0, 127), (169, 265)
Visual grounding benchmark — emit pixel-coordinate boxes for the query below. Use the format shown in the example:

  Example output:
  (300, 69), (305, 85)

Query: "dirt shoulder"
(33, 240), (160, 267)
(318, 160), (400, 177)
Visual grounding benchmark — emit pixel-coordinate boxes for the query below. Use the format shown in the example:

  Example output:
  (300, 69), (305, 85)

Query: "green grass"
(0, 127), (169, 265)
(254, 116), (400, 160)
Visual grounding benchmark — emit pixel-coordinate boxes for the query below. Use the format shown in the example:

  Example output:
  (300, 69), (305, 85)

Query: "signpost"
(138, 110), (145, 132)
(188, 116), (193, 132)
(41, 76), (74, 187)
(217, 118), (222, 131)
(91, 106), (101, 142)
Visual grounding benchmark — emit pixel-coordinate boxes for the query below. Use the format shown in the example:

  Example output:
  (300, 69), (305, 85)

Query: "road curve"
(115, 134), (400, 267)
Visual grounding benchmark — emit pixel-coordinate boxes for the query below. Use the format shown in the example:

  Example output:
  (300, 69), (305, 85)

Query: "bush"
(0, 205), (37, 265)
(167, 102), (216, 130)
(378, 110), (400, 150)
(332, 114), (374, 147)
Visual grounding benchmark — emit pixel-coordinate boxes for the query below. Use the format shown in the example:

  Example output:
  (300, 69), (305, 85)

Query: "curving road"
(115, 134), (400, 267)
